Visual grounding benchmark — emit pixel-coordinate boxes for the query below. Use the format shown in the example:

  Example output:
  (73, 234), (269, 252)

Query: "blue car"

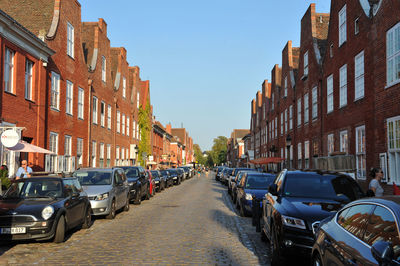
(236, 172), (275, 217)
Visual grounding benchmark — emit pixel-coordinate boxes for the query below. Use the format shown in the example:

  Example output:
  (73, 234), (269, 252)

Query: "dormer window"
(304, 51), (309, 77)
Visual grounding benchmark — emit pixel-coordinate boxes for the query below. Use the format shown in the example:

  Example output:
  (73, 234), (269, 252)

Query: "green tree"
(193, 144), (205, 165)
(138, 98), (152, 166)
(210, 136), (228, 165)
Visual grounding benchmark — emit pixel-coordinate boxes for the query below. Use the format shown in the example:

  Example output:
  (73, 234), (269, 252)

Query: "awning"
(249, 157), (285, 165)
(6, 141), (55, 154)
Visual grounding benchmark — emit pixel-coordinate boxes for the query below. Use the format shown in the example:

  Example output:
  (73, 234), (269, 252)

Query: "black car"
(232, 171), (248, 204)
(120, 166), (149, 204)
(167, 169), (182, 185)
(215, 166), (226, 181)
(150, 170), (166, 192)
(228, 168), (257, 196)
(262, 170), (365, 264)
(179, 167), (191, 179)
(0, 176), (92, 243)
(312, 196), (400, 266)
(160, 170), (174, 188)
(176, 168), (185, 182)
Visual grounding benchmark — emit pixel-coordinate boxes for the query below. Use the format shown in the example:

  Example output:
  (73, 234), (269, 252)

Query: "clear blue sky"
(81, 0), (331, 151)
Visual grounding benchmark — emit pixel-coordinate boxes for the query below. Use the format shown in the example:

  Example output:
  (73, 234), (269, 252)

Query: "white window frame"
(284, 76), (288, 97)
(102, 56), (106, 82)
(355, 51), (365, 100)
(304, 93), (309, 124)
(117, 111), (121, 133)
(78, 88), (84, 119)
(328, 134), (334, 155)
(304, 51), (309, 77)
(339, 5), (347, 46)
(133, 120), (136, 139)
(25, 59), (33, 100)
(64, 135), (72, 156)
(127, 117), (130, 137)
(387, 116), (400, 184)
(285, 109), (288, 133)
(137, 92), (140, 108)
(386, 22), (400, 87)
(77, 138), (83, 166)
(327, 75), (334, 114)
(92, 96), (98, 124)
(107, 105), (111, 130)
(67, 22), (74, 58)
(304, 140), (310, 169)
(49, 132), (59, 154)
(340, 130), (348, 154)
(66, 80), (73, 115)
(50, 72), (60, 110)
(298, 142), (302, 169)
(289, 105), (293, 130)
(4, 48), (15, 94)
(122, 114), (126, 135)
(122, 77), (126, 98)
(100, 101), (105, 127)
(339, 64), (347, 108)
(116, 146), (120, 160)
(297, 98), (302, 126)
(312, 87), (318, 119)
(356, 125), (366, 180)
(92, 141), (97, 167)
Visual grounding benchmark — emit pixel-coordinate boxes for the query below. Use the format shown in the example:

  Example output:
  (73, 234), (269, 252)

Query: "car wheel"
(313, 253), (322, 266)
(53, 215), (65, 243)
(133, 191), (141, 205)
(270, 225), (283, 265)
(124, 195), (130, 212)
(82, 207), (92, 229)
(106, 199), (116, 219)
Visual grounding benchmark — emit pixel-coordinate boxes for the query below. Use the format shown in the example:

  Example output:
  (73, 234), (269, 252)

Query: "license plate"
(1, 227), (26, 234)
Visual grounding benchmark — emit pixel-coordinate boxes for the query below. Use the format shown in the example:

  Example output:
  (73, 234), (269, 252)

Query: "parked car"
(232, 171), (248, 205)
(236, 172), (275, 216)
(228, 168), (257, 196)
(119, 166), (149, 204)
(151, 170), (166, 192)
(176, 168), (185, 181)
(262, 170), (365, 264)
(0, 176), (92, 243)
(215, 166), (226, 181)
(146, 170), (156, 197)
(312, 196), (400, 266)
(73, 168), (130, 219)
(179, 167), (191, 179)
(160, 170), (174, 188)
(220, 168), (233, 185)
(167, 169), (181, 185)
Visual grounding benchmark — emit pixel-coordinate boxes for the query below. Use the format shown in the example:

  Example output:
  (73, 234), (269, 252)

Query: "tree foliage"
(210, 136), (228, 166)
(138, 98), (152, 166)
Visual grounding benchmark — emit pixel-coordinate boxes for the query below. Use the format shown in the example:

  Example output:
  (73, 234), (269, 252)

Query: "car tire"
(124, 195), (130, 212)
(312, 253), (323, 266)
(106, 199), (116, 219)
(82, 207), (92, 229)
(133, 191), (141, 205)
(53, 215), (65, 243)
(270, 225), (284, 266)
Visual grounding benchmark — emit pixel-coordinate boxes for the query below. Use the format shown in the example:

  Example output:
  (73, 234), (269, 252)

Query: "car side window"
(73, 179), (82, 192)
(63, 180), (78, 196)
(274, 172), (284, 192)
(338, 204), (374, 240)
(114, 171), (121, 185)
(364, 206), (400, 255)
(118, 170), (126, 182)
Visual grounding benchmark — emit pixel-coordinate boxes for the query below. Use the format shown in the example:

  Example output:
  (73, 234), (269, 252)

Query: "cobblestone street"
(0, 173), (271, 265)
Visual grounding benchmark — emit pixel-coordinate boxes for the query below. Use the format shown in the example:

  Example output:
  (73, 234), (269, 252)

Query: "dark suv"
(119, 166), (149, 204)
(262, 170), (365, 264)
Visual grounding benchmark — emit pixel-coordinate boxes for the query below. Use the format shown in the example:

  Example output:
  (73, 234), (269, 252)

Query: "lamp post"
(286, 135), (292, 169)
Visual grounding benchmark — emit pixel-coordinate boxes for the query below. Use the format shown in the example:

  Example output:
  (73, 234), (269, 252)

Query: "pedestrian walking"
(368, 167), (384, 197)
(15, 160), (33, 179)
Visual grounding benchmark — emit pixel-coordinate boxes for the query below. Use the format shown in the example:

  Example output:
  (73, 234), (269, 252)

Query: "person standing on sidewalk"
(15, 160), (32, 179)
(368, 167), (384, 197)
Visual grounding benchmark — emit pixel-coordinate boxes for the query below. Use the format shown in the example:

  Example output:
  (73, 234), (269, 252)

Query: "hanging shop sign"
(1, 129), (20, 148)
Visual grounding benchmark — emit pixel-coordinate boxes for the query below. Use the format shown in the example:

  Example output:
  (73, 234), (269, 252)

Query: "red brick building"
(0, 9), (54, 176)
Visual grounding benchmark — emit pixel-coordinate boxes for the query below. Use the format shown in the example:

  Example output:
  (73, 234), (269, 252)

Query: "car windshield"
(124, 168), (139, 178)
(245, 175), (275, 189)
(74, 171), (112, 185)
(3, 179), (63, 199)
(283, 173), (364, 201)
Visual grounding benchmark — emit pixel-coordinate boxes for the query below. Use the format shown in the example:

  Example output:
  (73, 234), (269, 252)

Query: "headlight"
(245, 193), (253, 200)
(95, 192), (109, 201)
(281, 215), (306, 230)
(42, 206), (54, 220)
(128, 182), (134, 186)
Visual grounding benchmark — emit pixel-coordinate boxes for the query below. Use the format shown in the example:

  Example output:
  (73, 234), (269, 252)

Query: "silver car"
(73, 168), (130, 219)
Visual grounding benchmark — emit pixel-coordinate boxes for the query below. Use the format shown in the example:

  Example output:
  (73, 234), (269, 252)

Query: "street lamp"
(286, 135), (292, 169)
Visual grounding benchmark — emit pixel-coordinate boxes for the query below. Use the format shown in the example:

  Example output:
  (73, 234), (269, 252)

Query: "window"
(25, 59), (33, 100)
(100, 101), (105, 127)
(116, 146), (120, 160)
(67, 22), (74, 58)
(127, 117), (130, 137)
(92, 141), (96, 167)
(339, 5), (347, 46)
(51, 72), (60, 109)
(284, 77), (287, 97)
(289, 106), (293, 130)
(107, 105), (111, 130)
(78, 88), (84, 119)
(271, 93), (274, 111)
(312, 87), (318, 119)
(49, 132), (58, 172)
(122, 114), (126, 135)
(387, 116), (400, 184)
(328, 134), (334, 155)
(297, 98), (302, 126)
(121, 148), (125, 160)
(355, 51), (365, 100)
(356, 125), (366, 179)
(64, 135), (72, 156)
(304, 93), (309, 124)
(327, 75), (334, 113)
(117, 111), (121, 133)
(313, 140), (319, 156)
(101, 56), (106, 82)
(339, 64), (347, 107)
(137, 92), (140, 108)
(77, 138), (83, 166)
(133, 120), (136, 139)
(106, 144), (111, 167)
(99, 143), (104, 167)
(337, 204), (374, 239)
(304, 51), (309, 77)
(274, 118), (277, 138)
(285, 109), (288, 133)
(340, 130), (348, 154)
(281, 113), (283, 136)
(386, 22), (400, 86)
(298, 142), (302, 169)
(355, 17), (359, 35)
(122, 77), (126, 98)
(66, 81), (73, 115)
(92, 96), (98, 124)
(304, 141), (310, 169)
(136, 123), (139, 139)
(4, 48), (15, 93)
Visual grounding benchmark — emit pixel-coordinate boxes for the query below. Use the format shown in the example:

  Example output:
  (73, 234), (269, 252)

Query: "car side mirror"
(371, 241), (394, 265)
(268, 184), (278, 196)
